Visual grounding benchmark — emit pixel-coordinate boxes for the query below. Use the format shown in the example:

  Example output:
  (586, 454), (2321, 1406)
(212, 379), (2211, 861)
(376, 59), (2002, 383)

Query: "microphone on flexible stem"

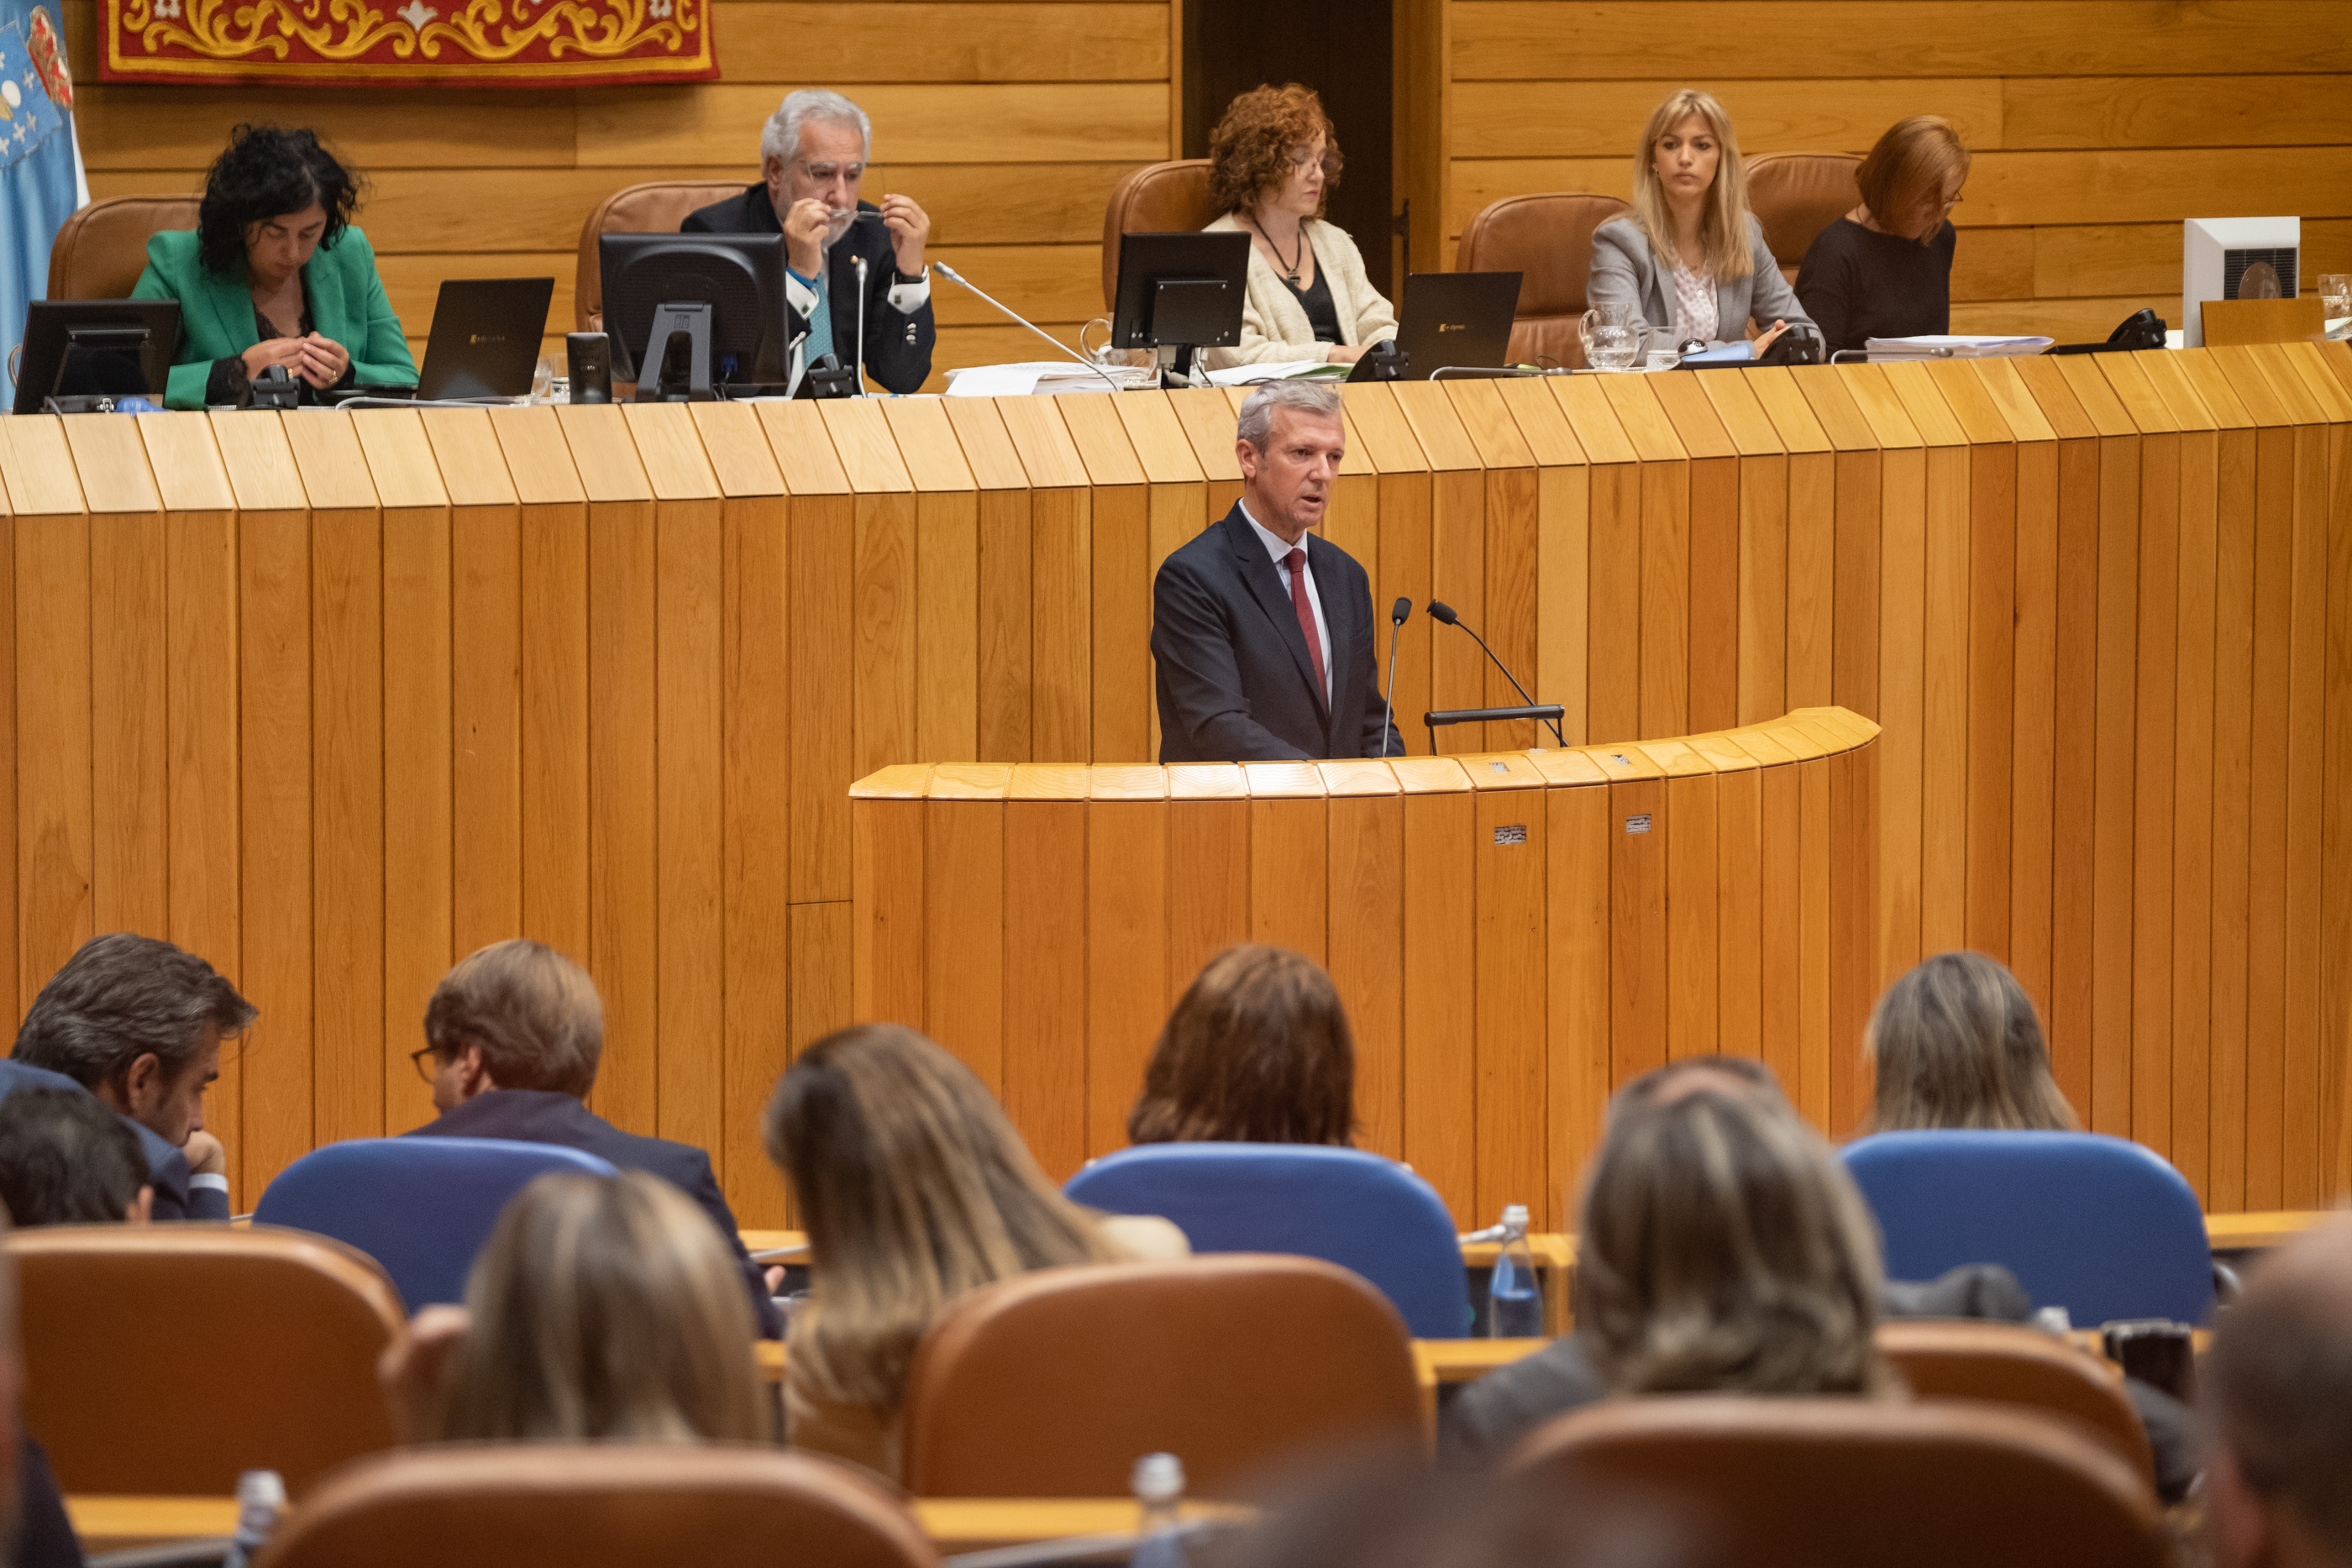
(1427, 599), (1566, 747)
(932, 263), (1126, 393)
(1380, 596), (1411, 757)
(852, 254), (869, 396)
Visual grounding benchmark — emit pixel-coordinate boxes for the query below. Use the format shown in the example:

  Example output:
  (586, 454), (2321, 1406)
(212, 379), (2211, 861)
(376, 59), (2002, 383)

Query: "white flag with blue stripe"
(0, 0), (86, 395)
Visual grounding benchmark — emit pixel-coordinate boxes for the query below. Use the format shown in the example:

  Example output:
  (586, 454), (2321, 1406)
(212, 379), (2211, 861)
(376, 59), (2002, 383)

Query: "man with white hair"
(683, 87), (935, 393)
(1152, 380), (1404, 762)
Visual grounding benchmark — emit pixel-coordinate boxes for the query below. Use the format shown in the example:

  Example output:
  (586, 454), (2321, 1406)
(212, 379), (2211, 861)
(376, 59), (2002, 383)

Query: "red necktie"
(1285, 547), (1327, 709)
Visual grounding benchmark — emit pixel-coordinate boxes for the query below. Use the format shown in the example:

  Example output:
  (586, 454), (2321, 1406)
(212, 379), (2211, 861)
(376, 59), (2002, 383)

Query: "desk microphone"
(932, 263), (1125, 392)
(1380, 596), (1410, 756)
(1427, 600), (1565, 747)
(852, 254), (869, 396)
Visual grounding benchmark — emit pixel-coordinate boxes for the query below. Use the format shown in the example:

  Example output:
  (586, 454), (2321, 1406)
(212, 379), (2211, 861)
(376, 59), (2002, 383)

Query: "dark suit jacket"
(680, 185), (936, 395)
(404, 1089), (782, 1338)
(1152, 503), (1403, 762)
(0, 1057), (224, 1222)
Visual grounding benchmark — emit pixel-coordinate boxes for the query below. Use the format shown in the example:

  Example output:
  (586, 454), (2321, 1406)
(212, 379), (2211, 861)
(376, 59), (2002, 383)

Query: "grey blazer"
(1588, 214), (1817, 349)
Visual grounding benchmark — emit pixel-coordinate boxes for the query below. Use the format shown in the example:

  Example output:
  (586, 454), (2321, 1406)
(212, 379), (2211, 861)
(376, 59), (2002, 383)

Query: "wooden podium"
(850, 708), (1879, 1227)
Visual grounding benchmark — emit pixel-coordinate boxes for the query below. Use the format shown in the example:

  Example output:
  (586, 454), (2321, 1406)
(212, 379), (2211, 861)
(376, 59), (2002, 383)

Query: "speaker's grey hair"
(1236, 379), (1344, 451)
(760, 89), (873, 165)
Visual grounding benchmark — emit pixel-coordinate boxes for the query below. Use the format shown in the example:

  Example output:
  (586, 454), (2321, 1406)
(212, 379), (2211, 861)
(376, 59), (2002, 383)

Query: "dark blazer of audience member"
(0, 1085), (153, 1226)
(1588, 88), (1816, 354)
(1860, 951), (2077, 1134)
(681, 88), (936, 394)
(1796, 117), (1971, 354)
(380, 1171), (765, 1446)
(404, 940), (781, 1337)
(766, 1024), (1184, 1482)
(1127, 945), (1355, 1146)
(10, 934), (252, 1221)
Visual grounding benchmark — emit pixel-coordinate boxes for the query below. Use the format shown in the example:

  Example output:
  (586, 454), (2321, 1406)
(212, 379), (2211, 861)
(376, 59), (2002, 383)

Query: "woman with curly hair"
(132, 123), (413, 408)
(1200, 83), (1397, 369)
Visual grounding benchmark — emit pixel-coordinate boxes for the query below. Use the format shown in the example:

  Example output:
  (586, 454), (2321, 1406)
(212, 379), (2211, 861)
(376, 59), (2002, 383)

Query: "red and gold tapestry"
(99, 0), (717, 86)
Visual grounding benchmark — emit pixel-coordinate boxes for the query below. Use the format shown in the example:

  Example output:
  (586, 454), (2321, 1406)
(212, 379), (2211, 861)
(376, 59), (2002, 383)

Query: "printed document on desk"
(1866, 334), (2055, 359)
(943, 361), (1155, 396)
(1203, 360), (1345, 385)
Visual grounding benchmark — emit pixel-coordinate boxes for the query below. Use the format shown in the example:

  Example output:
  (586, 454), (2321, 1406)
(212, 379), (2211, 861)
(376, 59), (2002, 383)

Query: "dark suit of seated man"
(681, 87), (936, 396)
(10, 934), (253, 1221)
(404, 939), (783, 1337)
(1152, 380), (1404, 762)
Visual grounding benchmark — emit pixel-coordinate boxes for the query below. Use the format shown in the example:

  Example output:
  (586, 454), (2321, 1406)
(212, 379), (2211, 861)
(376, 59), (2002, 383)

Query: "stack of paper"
(942, 361), (1155, 397)
(1202, 360), (1345, 385)
(1864, 334), (2055, 359)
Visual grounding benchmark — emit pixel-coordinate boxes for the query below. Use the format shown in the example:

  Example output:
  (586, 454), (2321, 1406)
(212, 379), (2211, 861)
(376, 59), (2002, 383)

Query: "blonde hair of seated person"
(1576, 1085), (1897, 1397)
(1861, 950), (2079, 1135)
(434, 1171), (764, 1443)
(1627, 87), (1756, 282)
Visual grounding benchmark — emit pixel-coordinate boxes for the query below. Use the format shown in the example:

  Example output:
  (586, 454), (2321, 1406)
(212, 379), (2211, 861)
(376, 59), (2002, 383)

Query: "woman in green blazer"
(132, 125), (414, 410)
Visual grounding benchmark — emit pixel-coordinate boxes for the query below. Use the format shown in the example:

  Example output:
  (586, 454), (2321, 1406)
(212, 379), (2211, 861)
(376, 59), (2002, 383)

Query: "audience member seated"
(1861, 951), (2077, 1134)
(1796, 116), (1971, 355)
(403, 939), (780, 1336)
(1200, 84), (1396, 369)
(1588, 89), (1817, 355)
(11, 933), (251, 1221)
(379, 1171), (764, 1446)
(1128, 944), (1354, 1145)
(131, 124), (413, 408)
(764, 1023), (1185, 1481)
(681, 89), (935, 394)
(0, 1086), (151, 1226)
(1440, 1059), (1893, 1465)
(2202, 1214), (2352, 1568)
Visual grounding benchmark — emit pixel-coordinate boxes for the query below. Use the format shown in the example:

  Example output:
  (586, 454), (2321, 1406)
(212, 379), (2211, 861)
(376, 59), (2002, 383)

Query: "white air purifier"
(2184, 217), (2299, 347)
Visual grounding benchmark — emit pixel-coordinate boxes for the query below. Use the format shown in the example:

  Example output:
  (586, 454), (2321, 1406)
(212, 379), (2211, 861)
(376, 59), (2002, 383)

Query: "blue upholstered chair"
(255, 1137), (621, 1311)
(1064, 1143), (1473, 1337)
(1840, 1130), (2214, 1326)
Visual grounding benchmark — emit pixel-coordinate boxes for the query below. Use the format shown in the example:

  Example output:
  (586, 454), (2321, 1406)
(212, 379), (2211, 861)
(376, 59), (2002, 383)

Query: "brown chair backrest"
(901, 1255), (1421, 1498)
(12, 1225), (404, 1496)
(1100, 160), (1219, 309)
(1877, 1319), (2154, 1484)
(1511, 1396), (2165, 1568)
(253, 1445), (938, 1568)
(1454, 192), (1631, 369)
(47, 194), (203, 300)
(575, 181), (750, 333)
(1746, 152), (1862, 282)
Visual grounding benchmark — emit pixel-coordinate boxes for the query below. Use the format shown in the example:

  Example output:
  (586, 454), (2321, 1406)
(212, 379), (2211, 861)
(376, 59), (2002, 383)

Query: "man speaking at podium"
(1152, 380), (1405, 763)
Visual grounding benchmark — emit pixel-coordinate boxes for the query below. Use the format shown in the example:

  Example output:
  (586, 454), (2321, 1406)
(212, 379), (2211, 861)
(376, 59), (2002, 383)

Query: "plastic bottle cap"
(1502, 1204), (1529, 1228)
(234, 1471), (286, 1508)
(1131, 1451), (1185, 1502)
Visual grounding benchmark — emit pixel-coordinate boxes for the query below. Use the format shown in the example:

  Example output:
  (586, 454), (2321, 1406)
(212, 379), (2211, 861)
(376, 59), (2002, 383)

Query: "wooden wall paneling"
(208, 412), (313, 1195)
(1110, 393), (1210, 766)
(137, 414), (244, 1186)
(1337, 388), (1436, 755)
(849, 764), (931, 1031)
(1165, 387), (1247, 522)
(1594, 376), (1692, 741)
(1003, 764), (1089, 1181)
(1726, 725), (1804, 1095)
(1822, 716), (1882, 1134)
(1529, 747), (1609, 1230)
(1690, 373), (1791, 728)
(1643, 739), (1720, 1062)
(1436, 381), (1542, 752)
(1468, 753), (1547, 1225)
(1598, 741), (1668, 1093)
(1322, 760), (1406, 1163)
(1398, 755), (1477, 1225)
(1788, 365), (1886, 742)
(1742, 368), (1836, 714)
(824, 401), (921, 794)
(688, 400), (794, 1228)
(1164, 763), (1251, 1004)
(1244, 763), (1330, 964)
(922, 763), (1011, 1098)
(1548, 377), (1641, 743)
(0, 464), (14, 1036)
(2313, 346), (2352, 1194)
(1492, 377), (1592, 744)
(1085, 766), (1166, 1157)
(992, 398), (1095, 763)
(556, 406), (659, 1138)
(1690, 730), (1765, 1063)
(350, 412), (454, 1140)
(1386, 385), (1498, 748)
(882, 400), (982, 768)
(1050, 396), (1152, 765)
(942, 399), (1039, 765)
(759, 402), (856, 910)
(1324, 409), (1385, 684)
(1645, 375), (1742, 736)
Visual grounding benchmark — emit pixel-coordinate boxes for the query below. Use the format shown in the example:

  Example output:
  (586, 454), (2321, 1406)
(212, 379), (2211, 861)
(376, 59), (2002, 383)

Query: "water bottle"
(1130, 1451), (1187, 1568)
(1487, 1204), (1544, 1338)
(220, 1469), (286, 1568)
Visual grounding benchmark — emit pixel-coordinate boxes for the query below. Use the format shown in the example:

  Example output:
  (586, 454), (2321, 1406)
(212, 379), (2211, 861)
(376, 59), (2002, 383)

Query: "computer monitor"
(1393, 271), (1521, 379)
(12, 299), (180, 415)
(1110, 232), (1251, 372)
(597, 233), (790, 401)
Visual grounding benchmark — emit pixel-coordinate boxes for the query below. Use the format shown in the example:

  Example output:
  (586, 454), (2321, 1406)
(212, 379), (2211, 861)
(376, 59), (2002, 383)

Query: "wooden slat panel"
(1474, 782), (1546, 1224)
(1399, 758), (1476, 1225)
(1247, 768), (1329, 963)
(576, 83), (1168, 167)
(1326, 768), (1405, 1162)
(1544, 763), (1610, 1230)
(1004, 781), (1087, 1183)
(1087, 789), (1166, 1156)
(1166, 765), (1250, 1009)
(851, 795), (927, 1028)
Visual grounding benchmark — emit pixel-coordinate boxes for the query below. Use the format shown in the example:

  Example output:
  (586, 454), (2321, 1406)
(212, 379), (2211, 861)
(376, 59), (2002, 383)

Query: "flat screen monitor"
(12, 299), (180, 415)
(1110, 232), (1251, 352)
(1393, 270), (1521, 379)
(598, 233), (790, 398)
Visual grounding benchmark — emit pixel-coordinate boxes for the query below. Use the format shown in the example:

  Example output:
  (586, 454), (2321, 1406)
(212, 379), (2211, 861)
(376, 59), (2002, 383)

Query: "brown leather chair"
(901, 1256), (1421, 1498)
(46, 194), (202, 299)
(1746, 152), (1862, 282)
(1510, 1396), (2166, 1568)
(1453, 192), (1630, 369)
(13, 1225), (404, 1496)
(252, 1445), (937, 1568)
(575, 180), (749, 333)
(1100, 159), (1218, 309)
(1878, 1319), (2154, 1484)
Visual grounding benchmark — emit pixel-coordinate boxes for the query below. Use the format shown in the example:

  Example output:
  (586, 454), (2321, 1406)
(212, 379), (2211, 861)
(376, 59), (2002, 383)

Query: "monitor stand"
(639, 302), (715, 402)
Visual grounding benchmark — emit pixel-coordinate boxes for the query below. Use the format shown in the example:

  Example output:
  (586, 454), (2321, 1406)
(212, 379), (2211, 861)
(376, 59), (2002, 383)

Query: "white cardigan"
(1200, 212), (1399, 369)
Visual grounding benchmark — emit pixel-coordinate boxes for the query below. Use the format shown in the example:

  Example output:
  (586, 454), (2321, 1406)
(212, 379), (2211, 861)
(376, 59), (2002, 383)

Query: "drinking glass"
(2320, 273), (2351, 323)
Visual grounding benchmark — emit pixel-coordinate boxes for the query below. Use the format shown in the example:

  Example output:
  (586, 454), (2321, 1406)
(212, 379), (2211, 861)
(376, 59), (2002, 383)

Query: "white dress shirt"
(1240, 500), (1331, 708)
(782, 250), (930, 393)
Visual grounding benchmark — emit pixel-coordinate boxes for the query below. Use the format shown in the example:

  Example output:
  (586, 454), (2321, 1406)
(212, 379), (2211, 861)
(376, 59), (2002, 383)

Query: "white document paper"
(1864, 334), (2055, 359)
(943, 363), (1052, 397)
(1203, 360), (1339, 385)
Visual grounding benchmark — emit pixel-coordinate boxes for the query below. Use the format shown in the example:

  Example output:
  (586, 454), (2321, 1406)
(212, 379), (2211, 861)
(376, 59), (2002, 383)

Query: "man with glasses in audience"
(683, 87), (936, 394)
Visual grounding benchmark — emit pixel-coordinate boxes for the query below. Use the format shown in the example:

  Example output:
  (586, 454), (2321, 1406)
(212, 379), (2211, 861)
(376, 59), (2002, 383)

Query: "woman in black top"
(1795, 116), (1971, 354)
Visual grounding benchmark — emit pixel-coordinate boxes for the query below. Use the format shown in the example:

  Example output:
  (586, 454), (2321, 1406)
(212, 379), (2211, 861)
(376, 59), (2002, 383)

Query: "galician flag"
(0, 0), (85, 395)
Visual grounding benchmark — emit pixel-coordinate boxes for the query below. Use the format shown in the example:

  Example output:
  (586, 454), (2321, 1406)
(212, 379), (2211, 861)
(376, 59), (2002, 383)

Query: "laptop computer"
(1391, 270), (1522, 379)
(342, 277), (554, 405)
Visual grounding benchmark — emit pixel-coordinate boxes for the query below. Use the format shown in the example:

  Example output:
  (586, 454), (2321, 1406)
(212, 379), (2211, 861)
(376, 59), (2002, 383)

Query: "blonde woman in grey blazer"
(1588, 88), (1817, 354)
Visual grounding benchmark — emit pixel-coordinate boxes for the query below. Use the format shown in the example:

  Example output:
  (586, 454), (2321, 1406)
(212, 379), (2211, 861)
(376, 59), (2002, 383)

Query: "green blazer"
(130, 225), (416, 409)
